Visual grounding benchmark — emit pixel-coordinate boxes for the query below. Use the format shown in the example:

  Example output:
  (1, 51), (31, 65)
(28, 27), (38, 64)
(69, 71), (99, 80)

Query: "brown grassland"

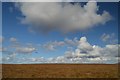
(2, 64), (119, 78)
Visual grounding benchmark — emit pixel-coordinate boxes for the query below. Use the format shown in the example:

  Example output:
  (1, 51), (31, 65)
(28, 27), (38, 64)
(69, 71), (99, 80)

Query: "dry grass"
(2, 64), (119, 78)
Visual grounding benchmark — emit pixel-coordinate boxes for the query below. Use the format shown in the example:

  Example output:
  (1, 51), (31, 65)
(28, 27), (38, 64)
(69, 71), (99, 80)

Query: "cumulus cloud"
(2, 36), (119, 64)
(2, 53), (16, 63)
(16, 47), (36, 53)
(77, 37), (93, 52)
(6, 37), (36, 53)
(16, 1), (112, 33)
(102, 44), (118, 57)
(42, 37), (79, 51)
(63, 36), (118, 63)
(43, 41), (65, 51)
(101, 33), (110, 42)
(3, 37), (37, 54)
(36, 36), (118, 63)
(27, 36), (118, 64)
(101, 33), (118, 44)
(64, 37), (79, 46)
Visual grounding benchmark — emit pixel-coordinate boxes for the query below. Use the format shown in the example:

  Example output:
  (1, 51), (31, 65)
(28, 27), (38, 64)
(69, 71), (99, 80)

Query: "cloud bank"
(16, 1), (112, 33)
(2, 36), (119, 64)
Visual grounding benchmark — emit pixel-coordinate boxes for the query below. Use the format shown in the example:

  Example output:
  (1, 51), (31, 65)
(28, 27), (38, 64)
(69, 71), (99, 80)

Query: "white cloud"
(102, 44), (118, 57)
(43, 41), (65, 51)
(63, 36), (118, 63)
(43, 37), (78, 51)
(65, 50), (75, 59)
(10, 37), (17, 42)
(2, 53), (16, 63)
(43, 43), (55, 51)
(101, 33), (118, 44)
(101, 33), (110, 42)
(34, 36), (118, 63)
(2, 36), (119, 64)
(16, 1), (111, 33)
(77, 37), (93, 52)
(16, 47), (36, 53)
(15, 57), (47, 64)
(3, 37), (37, 54)
(64, 37), (79, 46)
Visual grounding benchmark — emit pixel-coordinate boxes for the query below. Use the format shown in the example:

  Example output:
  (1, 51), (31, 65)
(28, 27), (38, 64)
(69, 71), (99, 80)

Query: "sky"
(1, 1), (119, 64)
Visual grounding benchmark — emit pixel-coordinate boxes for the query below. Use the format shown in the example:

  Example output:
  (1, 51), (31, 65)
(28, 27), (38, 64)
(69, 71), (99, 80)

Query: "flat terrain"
(2, 64), (119, 78)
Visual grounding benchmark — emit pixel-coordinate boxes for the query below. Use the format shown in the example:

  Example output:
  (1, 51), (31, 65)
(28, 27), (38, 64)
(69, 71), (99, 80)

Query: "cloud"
(10, 37), (17, 42)
(16, 47), (36, 53)
(102, 44), (118, 57)
(2, 36), (119, 64)
(42, 37), (78, 51)
(36, 36), (118, 63)
(3, 56), (118, 64)
(63, 36), (118, 63)
(3, 37), (37, 54)
(101, 33), (110, 42)
(36, 36), (118, 64)
(2, 53), (16, 63)
(101, 33), (118, 44)
(77, 37), (93, 52)
(16, 57), (46, 64)
(16, 1), (112, 33)
(64, 37), (79, 46)
(43, 41), (65, 51)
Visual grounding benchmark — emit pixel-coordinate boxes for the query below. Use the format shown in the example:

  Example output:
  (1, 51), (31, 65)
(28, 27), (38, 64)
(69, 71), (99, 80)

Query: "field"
(2, 64), (119, 78)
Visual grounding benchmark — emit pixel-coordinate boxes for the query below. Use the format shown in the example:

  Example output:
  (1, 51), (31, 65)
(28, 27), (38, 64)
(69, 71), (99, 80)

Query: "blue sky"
(1, 2), (119, 64)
